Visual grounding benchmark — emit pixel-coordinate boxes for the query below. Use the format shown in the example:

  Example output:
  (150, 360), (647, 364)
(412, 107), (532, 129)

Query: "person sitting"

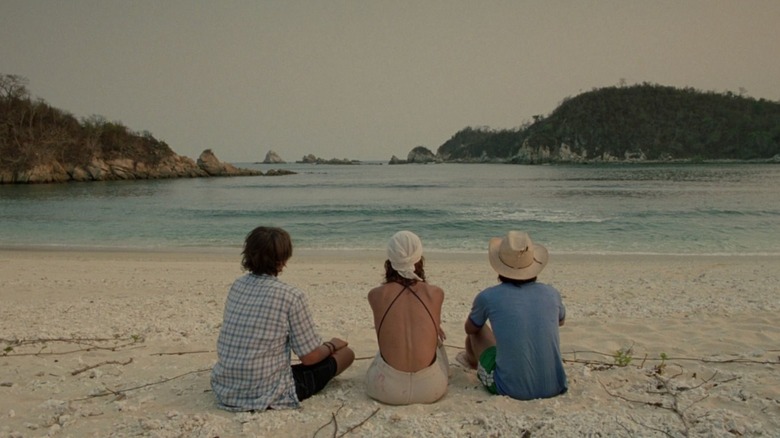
(460, 231), (567, 400)
(365, 231), (449, 405)
(211, 226), (354, 411)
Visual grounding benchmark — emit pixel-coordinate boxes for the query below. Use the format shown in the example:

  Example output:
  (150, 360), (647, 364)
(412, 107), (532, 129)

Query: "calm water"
(1, 163), (778, 255)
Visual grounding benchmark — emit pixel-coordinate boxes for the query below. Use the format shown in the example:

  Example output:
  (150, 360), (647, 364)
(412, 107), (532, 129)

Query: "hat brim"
(488, 237), (549, 280)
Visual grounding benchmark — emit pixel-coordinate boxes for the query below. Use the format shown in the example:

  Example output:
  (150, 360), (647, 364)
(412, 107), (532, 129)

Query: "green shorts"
(477, 346), (498, 394)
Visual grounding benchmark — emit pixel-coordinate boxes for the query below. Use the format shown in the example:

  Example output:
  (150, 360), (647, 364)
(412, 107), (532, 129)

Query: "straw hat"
(488, 231), (548, 280)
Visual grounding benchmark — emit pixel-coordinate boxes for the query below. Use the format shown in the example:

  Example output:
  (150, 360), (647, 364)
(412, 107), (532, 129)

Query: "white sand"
(1, 248), (778, 437)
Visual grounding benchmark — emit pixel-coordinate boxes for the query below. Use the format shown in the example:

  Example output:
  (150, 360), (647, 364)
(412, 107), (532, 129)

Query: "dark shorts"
(291, 356), (337, 401)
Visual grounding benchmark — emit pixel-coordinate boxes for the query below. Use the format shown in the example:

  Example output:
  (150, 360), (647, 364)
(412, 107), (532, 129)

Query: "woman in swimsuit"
(365, 231), (449, 405)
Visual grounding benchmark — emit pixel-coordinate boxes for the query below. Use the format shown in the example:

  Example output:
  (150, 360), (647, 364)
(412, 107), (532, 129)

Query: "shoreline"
(3, 244), (778, 259)
(1, 248), (778, 436)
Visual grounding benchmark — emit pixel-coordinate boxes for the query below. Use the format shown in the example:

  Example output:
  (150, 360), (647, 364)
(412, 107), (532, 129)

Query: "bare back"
(368, 280), (444, 373)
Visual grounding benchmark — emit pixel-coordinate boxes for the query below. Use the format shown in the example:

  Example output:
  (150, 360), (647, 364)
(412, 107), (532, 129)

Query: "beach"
(1, 248), (778, 437)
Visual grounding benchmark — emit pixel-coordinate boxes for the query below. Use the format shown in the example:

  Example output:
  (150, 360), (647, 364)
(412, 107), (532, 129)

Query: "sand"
(0, 248), (778, 437)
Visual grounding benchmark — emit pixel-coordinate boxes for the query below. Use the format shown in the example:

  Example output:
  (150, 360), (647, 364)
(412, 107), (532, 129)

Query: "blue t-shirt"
(468, 281), (567, 400)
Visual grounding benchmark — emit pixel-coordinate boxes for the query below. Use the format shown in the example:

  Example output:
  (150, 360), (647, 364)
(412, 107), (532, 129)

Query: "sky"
(2, 1), (779, 162)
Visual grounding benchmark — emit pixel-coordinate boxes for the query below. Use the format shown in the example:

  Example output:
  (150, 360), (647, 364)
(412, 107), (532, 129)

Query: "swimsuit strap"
(406, 286), (438, 335)
(376, 285), (408, 335)
(376, 282), (438, 337)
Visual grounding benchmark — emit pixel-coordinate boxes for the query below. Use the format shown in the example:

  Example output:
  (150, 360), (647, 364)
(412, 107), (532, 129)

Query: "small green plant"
(613, 345), (634, 367)
(3, 346), (12, 354)
(653, 352), (669, 374)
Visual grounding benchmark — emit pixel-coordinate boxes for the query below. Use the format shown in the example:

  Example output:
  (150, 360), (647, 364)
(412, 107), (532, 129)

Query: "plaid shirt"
(211, 273), (322, 410)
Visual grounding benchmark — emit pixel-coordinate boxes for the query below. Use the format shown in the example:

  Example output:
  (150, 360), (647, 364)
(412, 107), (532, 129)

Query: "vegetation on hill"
(5, 74), (779, 176)
(1, 74), (175, 174)
(438, 84), (780, 163)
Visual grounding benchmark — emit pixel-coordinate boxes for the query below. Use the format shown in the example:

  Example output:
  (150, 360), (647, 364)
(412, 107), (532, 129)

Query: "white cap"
(387, 231), (423, 281)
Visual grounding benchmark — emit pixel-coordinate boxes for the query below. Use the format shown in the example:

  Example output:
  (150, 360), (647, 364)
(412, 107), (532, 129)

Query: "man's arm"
(299, 337), (349, 365)
(464, 317), (482, 335)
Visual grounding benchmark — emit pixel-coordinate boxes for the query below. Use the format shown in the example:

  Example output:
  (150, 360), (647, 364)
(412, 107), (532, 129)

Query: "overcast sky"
(2, 1), (779, 162)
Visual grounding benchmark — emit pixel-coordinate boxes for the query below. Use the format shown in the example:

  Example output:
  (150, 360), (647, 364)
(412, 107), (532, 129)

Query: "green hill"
(438, 84), (780, 163)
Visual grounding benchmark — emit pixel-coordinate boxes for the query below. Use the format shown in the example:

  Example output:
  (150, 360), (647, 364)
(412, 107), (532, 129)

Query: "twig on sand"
(313, 403), (344, 438)
(150, 350), (214, 356)
(71, 358), (134, 376)
(564, 349), (779, 366)
(625, 415), (676, 438)
(312, 403), (380, 438)
(0, 336), (137, 344)
(72, 367), (212, 401)
(95, 383), (128, 401)
(598, 370), (728, 437)
(2, 336), (144, 357)
(3, 343), (145, 357)
(337, 408), (380, 438)
(331, 412), (338, 438)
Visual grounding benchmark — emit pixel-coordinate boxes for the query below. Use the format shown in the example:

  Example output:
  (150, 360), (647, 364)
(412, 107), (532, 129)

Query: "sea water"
(0, 162), (778, 255)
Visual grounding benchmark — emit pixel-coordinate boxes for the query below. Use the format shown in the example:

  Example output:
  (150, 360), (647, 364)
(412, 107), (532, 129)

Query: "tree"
(0, 74), (29, 100)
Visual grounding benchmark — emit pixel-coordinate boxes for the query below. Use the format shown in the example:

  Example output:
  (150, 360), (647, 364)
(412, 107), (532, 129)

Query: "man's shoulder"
(473, 284), (503, 304)
(480, 282), (510, 294)
(479, 281), (559, 296)
(234, 274), (304, 295)
(529, 281), (561, 294)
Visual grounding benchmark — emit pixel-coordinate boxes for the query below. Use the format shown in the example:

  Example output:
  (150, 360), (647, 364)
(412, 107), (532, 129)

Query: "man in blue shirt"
(461, 231), (567, 400)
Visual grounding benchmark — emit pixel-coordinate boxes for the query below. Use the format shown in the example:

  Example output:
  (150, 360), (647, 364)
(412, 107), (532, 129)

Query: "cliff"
(0, 74), (292, 183)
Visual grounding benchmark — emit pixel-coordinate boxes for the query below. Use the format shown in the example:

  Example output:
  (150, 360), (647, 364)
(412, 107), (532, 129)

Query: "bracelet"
(324, 341), (336, 354)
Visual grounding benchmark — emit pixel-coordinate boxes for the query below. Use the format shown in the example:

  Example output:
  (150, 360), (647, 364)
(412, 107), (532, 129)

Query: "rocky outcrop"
(263, 150), (285, 164)
(0, 149), (286, 184)
(297, 154), (359, 165)
(509, 141), (650, 164)
(1, 154), (207, 184)
(395, 141), (682, 165)
(264, 168), (297, 176)
(407, 146), (436, 163)
(197, 149), (261, 177)
(389, 146), (437, 164)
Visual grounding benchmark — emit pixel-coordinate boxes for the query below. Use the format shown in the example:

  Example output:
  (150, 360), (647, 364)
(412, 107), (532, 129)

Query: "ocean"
(1, 162), (778, 256)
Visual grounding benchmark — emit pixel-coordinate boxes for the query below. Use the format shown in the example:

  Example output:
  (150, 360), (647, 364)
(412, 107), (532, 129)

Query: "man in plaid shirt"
(211, 226), (355, 411)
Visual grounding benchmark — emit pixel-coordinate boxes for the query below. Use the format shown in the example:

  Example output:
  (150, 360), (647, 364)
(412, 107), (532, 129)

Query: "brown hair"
(498, 275), (537, 286)
(241, 226), (293, 276)
(383, 257), (426, 284)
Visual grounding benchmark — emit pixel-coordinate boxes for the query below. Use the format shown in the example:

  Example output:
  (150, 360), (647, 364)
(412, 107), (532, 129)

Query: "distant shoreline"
(2, 246), (778, 260)
(245, 158), (780, 166)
